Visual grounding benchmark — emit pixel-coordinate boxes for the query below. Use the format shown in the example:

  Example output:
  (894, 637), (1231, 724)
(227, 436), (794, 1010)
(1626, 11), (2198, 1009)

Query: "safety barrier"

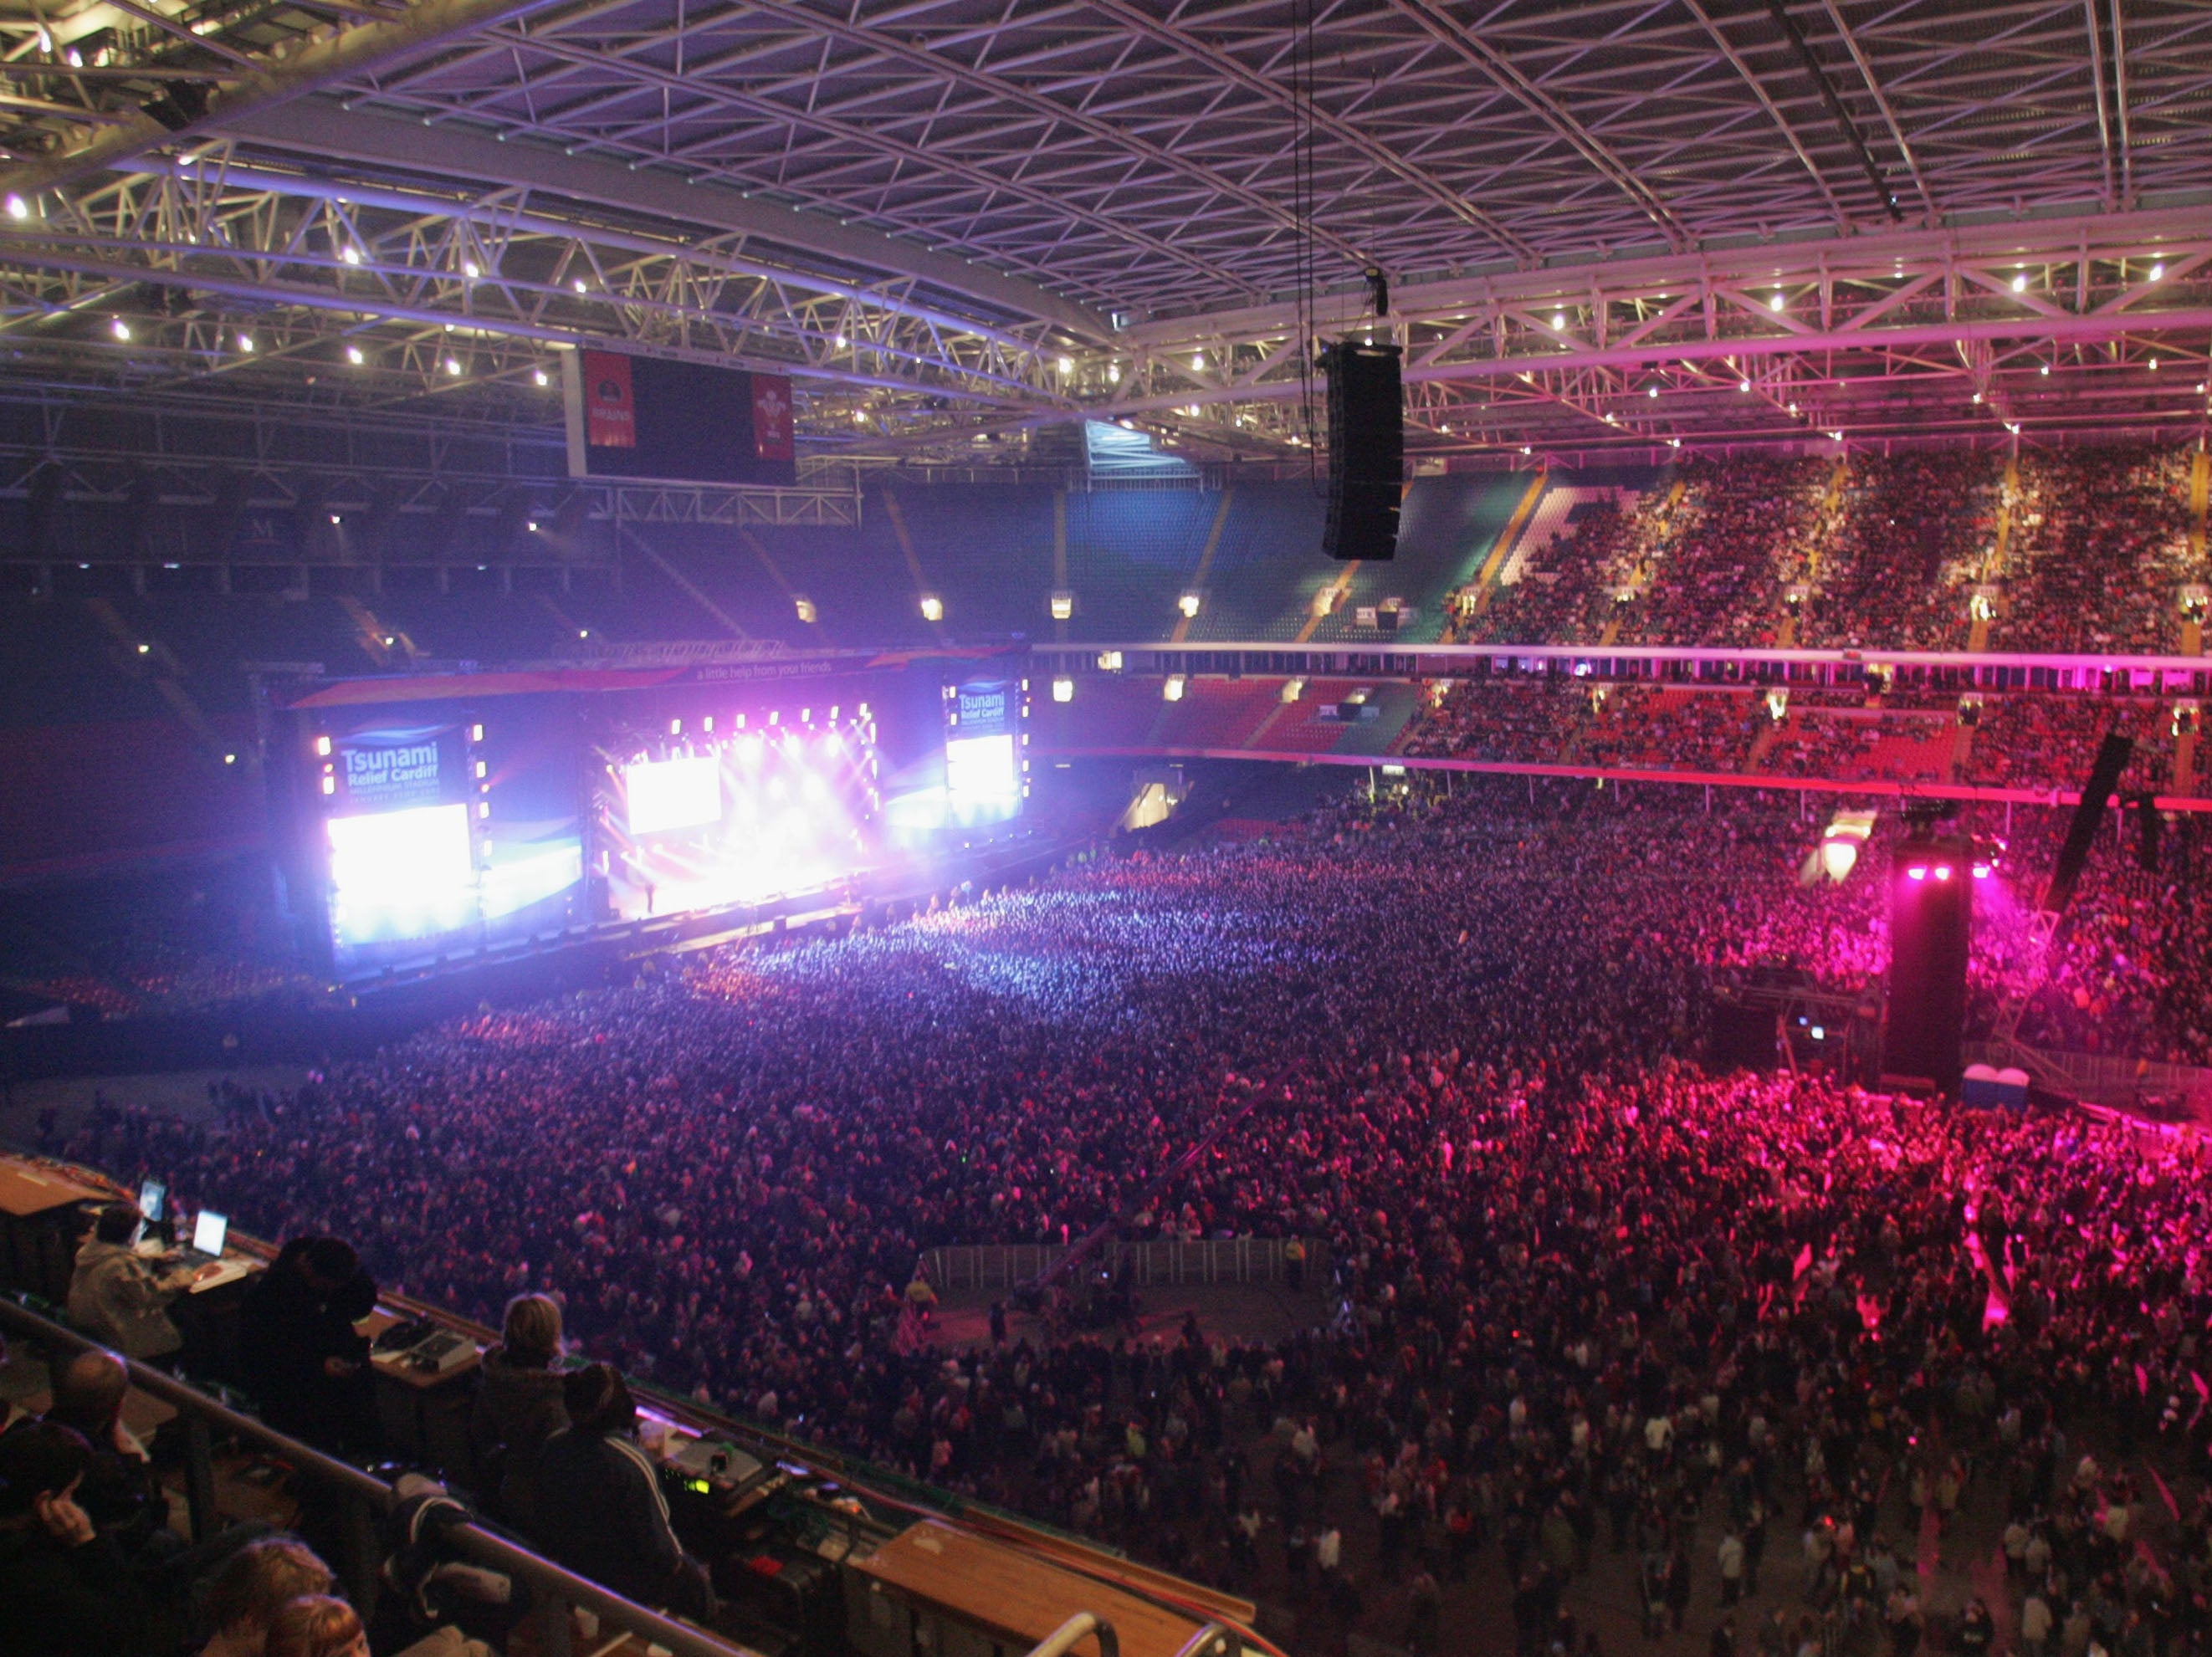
(919, 1236), (1323, 1293)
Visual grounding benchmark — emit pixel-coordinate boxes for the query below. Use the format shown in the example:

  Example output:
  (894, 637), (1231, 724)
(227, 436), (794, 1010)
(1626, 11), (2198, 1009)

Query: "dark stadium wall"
(0, 717), (264, 882)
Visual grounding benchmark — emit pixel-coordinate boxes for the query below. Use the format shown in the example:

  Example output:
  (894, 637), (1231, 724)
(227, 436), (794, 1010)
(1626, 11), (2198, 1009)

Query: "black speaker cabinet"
(1322, 341), (1402, 561)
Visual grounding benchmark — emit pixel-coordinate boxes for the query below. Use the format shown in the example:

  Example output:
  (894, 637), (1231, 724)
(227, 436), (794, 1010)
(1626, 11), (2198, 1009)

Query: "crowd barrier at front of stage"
(918, 1236), (1326, 1294)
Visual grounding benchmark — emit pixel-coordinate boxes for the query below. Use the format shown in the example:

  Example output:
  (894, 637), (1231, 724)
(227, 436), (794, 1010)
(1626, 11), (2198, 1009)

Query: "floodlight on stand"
(1051, 677), (1074, 703)
(1177, 592), (1201, 619)
(1162, 676), (1186, 703)
(1049, 591), (1074, 621)
(919, 595), (944, 622)
(794, 596), (817, 624)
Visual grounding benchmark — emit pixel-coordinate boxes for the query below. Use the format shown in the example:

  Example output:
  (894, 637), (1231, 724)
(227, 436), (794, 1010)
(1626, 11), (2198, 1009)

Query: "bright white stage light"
(1052, 677), (1074, 703)
(625, 754), (721, 834)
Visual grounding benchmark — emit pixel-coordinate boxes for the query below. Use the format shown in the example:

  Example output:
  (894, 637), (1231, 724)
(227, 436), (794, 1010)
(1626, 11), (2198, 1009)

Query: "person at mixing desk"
(239, 1236), (380, 1454)
(67, 1204), (204, 1364)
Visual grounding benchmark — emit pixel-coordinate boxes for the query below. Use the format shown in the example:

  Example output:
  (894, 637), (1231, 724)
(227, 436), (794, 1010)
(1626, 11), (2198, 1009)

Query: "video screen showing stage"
(598, 705), (880, 920)
(311, 700), (584, 975)
(882, 675), (1030, 837)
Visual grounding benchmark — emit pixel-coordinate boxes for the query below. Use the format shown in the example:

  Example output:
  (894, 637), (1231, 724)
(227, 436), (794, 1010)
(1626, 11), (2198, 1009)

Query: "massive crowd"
(49, 780), (2212, 1656)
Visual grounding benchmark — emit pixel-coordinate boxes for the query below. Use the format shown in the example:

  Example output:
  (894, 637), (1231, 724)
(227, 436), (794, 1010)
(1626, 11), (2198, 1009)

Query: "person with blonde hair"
(197, 1536), (335, 1657)
(468, 1292), (567, 1530)
(263, 1595), (367, 1657)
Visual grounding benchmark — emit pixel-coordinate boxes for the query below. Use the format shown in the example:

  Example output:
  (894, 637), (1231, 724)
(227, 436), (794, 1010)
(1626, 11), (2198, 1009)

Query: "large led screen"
(945, 733), (1021, 826)
(623, 754), (722, 835)
(326, 803), (476, 949)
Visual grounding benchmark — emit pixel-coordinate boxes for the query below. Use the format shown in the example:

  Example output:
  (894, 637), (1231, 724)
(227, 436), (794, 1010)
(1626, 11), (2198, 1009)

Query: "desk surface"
(0, 1162), (109, 1218)
(853, 1520), (1210, 1657)
(362, 1307), (482, 1390)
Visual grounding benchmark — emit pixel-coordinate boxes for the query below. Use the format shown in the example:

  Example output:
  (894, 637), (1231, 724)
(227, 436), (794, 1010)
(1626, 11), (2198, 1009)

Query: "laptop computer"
(177, 1209), (228, 1266)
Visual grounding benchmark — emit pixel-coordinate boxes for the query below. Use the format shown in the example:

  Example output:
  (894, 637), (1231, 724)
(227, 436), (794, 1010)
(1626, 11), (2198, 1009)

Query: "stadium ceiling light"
(136, 642), (150, 654)
(853, 409), (868, 424)
(238, 334), (254, 353)
(462, 260), (480, 279)
(346, 345), (365, 366)
(1051, 676), (1074, 703)
(444, 357), (462, 376)
(525, 519), (539, 533)
(1108, 363), (1122, 384)
(1056, 355), (1073, 373)
(1769, 292), (1785, 312)
(2011, 273), (2028, 293)
(532, 367), (550, 387)
(2150, 261), (2165, 282)
(832, 332), (847, 349)
(1972, 391), (1984, 403)
(1787, 402), (1799, 414)
(1190, 351), (1205, 371)
(4, 194), (27, 220)
(1739, 378), (1751, 393)
(1177, 592), (1202, 618)
(2040, 364), (2051, 376)
(340, 245), (362, 265)
(2149, 357), (2160, 371)
(1162, 675), (1186, 702)
(1049, 591), (1074, 621)
(1551, 311), (1566, 331)
(571, 277), (588, 294)
(919, 595), (944, 622)
(110, 317), (131, 340)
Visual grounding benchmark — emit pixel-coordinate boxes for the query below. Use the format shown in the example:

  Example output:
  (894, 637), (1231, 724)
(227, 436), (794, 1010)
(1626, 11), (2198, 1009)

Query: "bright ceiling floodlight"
(1177, 592), (1201, 619)
(1107, 363), (1121, 384)
(340, 244), (362, 265)
(533, 367), (550, 387)
(1906, 865), (1927, 881)
(572, 277), (588, 294)
(346, 345), (365, 366)
(1933, 864), (1953, 882)
(2011, 273), (2027, 293)
(238, 334), (254, 353)
(110, 317), (131, 341)
(2150, 261), (2165, 282)
(1190, 351), (1205, 371)
(1769, 291), (1785, 312)
(1049, 591), (1074, 621)
(526, 519), (540, 533)
(794, 596), (817, 624)
(919, 595), (944, 622)
(1551, 311), (1566, 331)
(462, 259), (481, 279)
(1051, 676), (1074, 703)
(1646, 384), (1658, 398)
(3, 194), (27, 221)
(1162, 675), (1186, 702)
(1057, 355), (1073, 374)
(444, 357), (463, 376)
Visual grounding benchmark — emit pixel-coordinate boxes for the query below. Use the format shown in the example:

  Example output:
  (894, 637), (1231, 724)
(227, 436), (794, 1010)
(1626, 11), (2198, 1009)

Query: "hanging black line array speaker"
(2043, 729), (2133, 913)
(1321, 340), (1402, 561)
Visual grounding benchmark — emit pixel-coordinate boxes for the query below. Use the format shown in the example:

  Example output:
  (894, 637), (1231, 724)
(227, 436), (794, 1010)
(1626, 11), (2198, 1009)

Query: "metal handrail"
(1170, 1624), (1239, 1657)
(0, 1296), (757, 1657)
(1022, 1612), (1120, 1657)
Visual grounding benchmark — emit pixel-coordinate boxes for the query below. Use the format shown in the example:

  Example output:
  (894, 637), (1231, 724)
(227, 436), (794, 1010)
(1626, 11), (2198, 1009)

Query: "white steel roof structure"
(0, 0), (2205, 463)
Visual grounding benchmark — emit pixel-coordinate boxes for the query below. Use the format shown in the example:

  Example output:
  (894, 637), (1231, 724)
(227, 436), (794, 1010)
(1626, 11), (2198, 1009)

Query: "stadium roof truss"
(0, 0), (2205, 467)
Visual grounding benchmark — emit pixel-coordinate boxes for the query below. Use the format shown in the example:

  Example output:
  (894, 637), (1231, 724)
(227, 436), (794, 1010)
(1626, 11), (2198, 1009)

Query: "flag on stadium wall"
(752, 375), (795, 463)
(583, 350), (637, 449)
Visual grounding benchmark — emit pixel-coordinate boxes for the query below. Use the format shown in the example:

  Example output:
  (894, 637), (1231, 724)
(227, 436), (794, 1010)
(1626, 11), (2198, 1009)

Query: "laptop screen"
(192, 1210), (228, 1257)
(137, 1180), (166, 1223)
